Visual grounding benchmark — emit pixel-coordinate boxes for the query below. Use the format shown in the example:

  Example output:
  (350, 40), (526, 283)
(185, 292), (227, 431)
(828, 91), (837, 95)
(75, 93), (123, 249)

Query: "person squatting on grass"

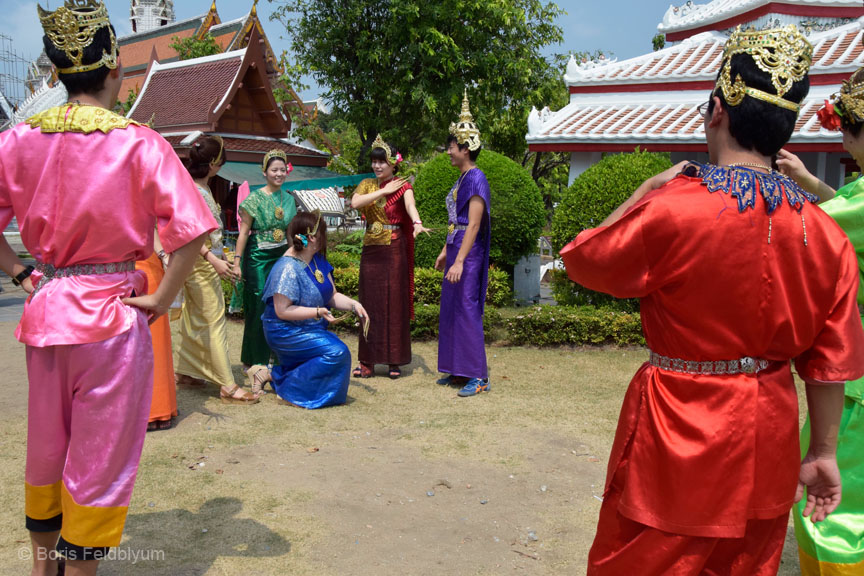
(561, 25), (864, 575)
(0, 2), (216, 574)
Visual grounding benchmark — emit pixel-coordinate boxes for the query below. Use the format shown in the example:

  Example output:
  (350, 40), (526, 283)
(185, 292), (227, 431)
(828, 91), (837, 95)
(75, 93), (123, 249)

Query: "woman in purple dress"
(434, 92), (491, 397)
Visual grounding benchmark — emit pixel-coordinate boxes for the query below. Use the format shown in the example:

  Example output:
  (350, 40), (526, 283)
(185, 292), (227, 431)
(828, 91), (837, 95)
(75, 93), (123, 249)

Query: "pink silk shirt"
(0, 118), (218, 347)
(561, 172), (864, 538)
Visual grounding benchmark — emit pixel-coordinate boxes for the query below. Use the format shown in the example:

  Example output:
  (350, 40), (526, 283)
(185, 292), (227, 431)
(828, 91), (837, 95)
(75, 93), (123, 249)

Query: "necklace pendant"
(275, 207), (284, 220)
(272, 228), (285, 242)
(375, 196), (386, 208)
(314, 270), (325, 284)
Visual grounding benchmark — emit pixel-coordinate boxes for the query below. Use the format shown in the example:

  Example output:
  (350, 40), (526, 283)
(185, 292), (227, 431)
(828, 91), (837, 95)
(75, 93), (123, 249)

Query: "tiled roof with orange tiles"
(130, 57), (243, 127)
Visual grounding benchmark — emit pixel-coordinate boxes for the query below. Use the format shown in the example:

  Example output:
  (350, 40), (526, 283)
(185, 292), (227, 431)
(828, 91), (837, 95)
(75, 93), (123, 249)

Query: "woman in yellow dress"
(174, 135), (258, 404)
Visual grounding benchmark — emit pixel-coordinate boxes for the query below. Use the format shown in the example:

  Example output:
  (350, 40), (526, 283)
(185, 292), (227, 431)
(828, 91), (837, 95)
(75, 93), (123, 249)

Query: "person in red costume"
(561, 25), (864, 575)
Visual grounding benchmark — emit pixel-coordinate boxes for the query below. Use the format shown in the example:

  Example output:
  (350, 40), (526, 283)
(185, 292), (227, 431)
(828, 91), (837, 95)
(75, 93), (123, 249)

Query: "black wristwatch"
(12, 265), (34, 286)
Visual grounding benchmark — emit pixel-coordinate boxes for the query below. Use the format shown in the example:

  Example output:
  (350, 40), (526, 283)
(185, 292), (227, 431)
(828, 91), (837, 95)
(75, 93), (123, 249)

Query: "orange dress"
(561, 166), (864, 573)
(136, 252), (177, 424)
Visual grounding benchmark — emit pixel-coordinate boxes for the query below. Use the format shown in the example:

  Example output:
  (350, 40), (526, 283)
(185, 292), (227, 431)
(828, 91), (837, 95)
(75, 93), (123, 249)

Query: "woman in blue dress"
(258, 211), (368, 409)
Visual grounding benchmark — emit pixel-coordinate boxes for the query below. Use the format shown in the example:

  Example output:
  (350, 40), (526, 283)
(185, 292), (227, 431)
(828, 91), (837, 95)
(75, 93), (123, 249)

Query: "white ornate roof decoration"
(526, 85), (836, 144)
(659, 0), (862, 34)
(12, 79), (68, 125)
(0, 90), (13, 122)
(564, 18), (864, 87)
(130, 0), (176, 34)
(564, 53), (617, 82)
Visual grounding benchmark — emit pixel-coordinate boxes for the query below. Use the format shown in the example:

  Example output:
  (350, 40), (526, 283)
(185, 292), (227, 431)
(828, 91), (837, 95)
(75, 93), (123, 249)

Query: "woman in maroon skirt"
(351, 135), (430, 378)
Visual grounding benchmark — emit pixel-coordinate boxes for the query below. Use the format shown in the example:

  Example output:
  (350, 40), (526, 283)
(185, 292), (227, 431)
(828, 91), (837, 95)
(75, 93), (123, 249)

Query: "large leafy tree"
(269, 0), (563, 166)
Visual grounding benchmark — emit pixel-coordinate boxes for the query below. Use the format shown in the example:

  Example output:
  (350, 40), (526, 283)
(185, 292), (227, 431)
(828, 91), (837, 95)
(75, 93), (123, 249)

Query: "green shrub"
(332, 267), (359, 296)
(485, 266), (513, 308)
(413, 151), (545, 270)
(505, 305), (644, 347)
(327, 250), (360, 269)
(550, 150), (671, 309)
(549, 269), (638, 312)
(414, 267), (443, 305)
(414, 228), (448, 268)
(550, 149), (672, 252)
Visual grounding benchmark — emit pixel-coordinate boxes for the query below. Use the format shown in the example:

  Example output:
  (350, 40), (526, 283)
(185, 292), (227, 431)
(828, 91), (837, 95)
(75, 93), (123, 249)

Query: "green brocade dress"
(794, 177), (864, 575)
(239, 188), (296, 366)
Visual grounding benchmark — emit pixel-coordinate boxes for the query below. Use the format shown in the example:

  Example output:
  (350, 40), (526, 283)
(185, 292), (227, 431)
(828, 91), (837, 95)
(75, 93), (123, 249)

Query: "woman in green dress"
(231, 149), (297, 368)
(777, 66), (864, 575)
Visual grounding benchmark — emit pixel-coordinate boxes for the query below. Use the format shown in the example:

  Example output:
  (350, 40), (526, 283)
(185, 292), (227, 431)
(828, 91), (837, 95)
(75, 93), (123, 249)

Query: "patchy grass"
(0, 317), (804, 575)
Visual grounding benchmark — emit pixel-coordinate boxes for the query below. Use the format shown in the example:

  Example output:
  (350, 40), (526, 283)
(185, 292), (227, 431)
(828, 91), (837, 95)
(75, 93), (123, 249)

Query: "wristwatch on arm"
(12, 265), (34, 287)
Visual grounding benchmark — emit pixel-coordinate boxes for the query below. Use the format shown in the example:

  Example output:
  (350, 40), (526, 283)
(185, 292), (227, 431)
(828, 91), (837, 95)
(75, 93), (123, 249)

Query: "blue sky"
(0, 0), (680, 101)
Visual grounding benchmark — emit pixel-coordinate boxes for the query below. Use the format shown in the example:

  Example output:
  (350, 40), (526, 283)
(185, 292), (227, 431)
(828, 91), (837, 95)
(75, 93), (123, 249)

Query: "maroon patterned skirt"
(358, 233), (412, 366)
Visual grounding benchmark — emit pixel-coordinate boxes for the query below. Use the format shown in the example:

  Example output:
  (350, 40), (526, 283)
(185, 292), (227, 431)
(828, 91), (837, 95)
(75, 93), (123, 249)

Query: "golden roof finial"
(251, 0), (258, 17)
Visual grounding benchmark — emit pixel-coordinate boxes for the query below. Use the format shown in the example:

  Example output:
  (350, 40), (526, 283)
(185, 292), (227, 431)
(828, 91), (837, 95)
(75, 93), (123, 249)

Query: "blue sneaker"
(437, 375), (454, 386)
(457, 378), (489, 397)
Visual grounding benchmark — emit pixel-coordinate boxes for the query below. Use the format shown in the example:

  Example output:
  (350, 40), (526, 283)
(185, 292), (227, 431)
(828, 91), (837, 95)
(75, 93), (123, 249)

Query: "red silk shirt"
(561, 172), (864, 538)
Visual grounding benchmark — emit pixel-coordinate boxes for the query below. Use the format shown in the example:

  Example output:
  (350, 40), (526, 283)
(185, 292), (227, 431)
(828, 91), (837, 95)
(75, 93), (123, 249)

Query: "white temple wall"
(568, 151), (604, 186)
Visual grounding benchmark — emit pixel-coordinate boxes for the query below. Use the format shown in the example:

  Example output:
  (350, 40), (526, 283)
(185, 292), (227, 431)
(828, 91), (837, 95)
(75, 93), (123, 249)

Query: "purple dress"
(438, 168), (491, 379)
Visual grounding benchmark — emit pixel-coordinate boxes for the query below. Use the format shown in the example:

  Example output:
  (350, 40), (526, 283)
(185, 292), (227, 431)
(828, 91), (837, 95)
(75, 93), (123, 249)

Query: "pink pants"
(25, 311), (153, 558)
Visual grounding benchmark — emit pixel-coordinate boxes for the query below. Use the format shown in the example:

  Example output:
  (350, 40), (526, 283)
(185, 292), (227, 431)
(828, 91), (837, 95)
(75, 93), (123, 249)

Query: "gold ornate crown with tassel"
(37, 0), (117, 75)
(449, 89), (482, 151)
(262, 149), (288, 170)
(370, 134), (401, 165)
(714, 25), (812, 114)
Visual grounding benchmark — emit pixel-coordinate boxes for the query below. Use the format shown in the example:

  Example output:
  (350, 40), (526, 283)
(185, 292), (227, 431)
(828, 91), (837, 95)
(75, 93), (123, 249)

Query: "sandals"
(352, 363), (374, 378)
(388, 365), (401, 379)
(146, 418), (173, 432)
(220, 385), (259, 405)
(247, 364), (271, 396)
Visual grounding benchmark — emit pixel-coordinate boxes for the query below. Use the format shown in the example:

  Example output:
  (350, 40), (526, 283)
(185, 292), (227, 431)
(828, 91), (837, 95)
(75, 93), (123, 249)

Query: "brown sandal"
(352, 363), (373, 378)
(247, 364), (270, 396)
(220, 385), (259, 405)
(176, 374), (207, 389)
(146, 418), (173, 432)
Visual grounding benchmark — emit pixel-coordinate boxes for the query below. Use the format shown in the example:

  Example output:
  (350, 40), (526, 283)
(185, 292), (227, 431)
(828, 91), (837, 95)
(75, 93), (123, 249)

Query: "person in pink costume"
(0, 2), (216, 575)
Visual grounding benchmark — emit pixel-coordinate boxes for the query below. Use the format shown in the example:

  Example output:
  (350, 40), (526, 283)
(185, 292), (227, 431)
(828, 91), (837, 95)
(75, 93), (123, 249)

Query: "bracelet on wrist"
(413, 220), (422, 225)
(315, 307), (320, 319)
(12, 265), (34, 287)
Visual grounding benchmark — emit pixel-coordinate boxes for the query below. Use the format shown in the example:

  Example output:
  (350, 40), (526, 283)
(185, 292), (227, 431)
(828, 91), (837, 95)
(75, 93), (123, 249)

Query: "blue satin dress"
(261, 253), (351, 409)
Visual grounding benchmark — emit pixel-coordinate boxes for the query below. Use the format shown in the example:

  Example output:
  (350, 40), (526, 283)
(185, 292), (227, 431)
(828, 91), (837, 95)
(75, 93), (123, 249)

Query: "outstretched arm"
(599, 161), (689, 228)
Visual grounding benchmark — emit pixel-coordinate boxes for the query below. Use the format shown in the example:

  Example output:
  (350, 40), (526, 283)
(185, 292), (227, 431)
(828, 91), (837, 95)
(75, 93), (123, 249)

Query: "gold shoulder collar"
(27, 104), (143, 134)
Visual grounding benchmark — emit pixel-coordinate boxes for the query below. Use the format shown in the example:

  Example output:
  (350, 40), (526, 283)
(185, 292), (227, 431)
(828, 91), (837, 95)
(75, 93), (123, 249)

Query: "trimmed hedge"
(550, 150), (671, 311)
(332, 266), (512, 308)
(412, 150), (545, 271)
(505, 305), (644, 347)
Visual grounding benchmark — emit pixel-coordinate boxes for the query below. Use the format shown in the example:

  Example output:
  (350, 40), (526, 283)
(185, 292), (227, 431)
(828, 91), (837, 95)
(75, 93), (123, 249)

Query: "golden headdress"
(714, 25), (812, 114)
(262, 149), (289, 171)
(449, 90), (481, 151)
(821, 69), (864, 129)
(371, 134), (402, 165)
(38, 0), (118, 75)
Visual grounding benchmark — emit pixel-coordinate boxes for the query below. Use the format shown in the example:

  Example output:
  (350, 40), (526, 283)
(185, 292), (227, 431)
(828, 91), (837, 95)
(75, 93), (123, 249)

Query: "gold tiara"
(715, 25), (812, 114)
(262, 149), (288, 170)
(371, 134), (400, 165)
(833, 72), (864, 125)
(38, 0), (117, 75)
(449, 89), (481, 151)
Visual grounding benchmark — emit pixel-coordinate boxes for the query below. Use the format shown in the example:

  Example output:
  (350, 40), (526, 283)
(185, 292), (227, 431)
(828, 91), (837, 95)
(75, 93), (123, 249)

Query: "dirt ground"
(0, 283), (804, 574)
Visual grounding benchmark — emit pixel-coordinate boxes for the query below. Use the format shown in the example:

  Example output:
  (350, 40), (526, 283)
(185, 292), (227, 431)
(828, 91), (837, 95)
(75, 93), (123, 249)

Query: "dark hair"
(265, 156), (288, 171)
(184, 136), (225, 179)
(708, 53), (809, 156)
(43, 24), (115, 96)
(446, 134), (481, 162)
(841, 68), (864, 137)
(369, 144), (400, 174)
(288, 211), (327, 255)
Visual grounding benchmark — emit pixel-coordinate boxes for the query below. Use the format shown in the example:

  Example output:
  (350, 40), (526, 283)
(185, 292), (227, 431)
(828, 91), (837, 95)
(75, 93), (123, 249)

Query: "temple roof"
(162, 134), (326, 159)
(658, 0), (863, 36)
(564, 18), (863, 89)
(128, 51), (246, 128)
(526, 84), (836, 152)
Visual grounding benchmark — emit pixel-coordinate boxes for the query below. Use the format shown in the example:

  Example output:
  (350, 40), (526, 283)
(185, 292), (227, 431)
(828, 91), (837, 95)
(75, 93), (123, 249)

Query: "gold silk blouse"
(356, 178), (394, 246)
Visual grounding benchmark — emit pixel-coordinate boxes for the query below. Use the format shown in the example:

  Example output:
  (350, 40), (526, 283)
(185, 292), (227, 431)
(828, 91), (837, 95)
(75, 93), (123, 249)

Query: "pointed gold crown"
(371, 133), (400, 165)
(715, 25), (812, 114)
(262, 149), (288, 170)
(38, 0), (118, 75)
(832, 69), (864, 125)
(449, 89), (481, 151)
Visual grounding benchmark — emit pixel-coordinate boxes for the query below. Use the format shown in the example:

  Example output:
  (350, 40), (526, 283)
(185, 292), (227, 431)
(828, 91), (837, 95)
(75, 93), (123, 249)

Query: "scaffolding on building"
(0, 33), (31, 108)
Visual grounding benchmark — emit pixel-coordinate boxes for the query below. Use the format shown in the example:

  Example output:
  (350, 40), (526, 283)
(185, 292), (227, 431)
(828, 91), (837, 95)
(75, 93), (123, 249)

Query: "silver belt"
(33, 261), (136, 294)
(366, 223), (400, 231)
(648, 350), (775, 375)
(447, 223), (469, 233)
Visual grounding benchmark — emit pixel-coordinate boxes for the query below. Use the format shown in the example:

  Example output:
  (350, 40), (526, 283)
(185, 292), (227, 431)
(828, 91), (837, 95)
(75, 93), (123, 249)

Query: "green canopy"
(218, 161), (372, 189)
